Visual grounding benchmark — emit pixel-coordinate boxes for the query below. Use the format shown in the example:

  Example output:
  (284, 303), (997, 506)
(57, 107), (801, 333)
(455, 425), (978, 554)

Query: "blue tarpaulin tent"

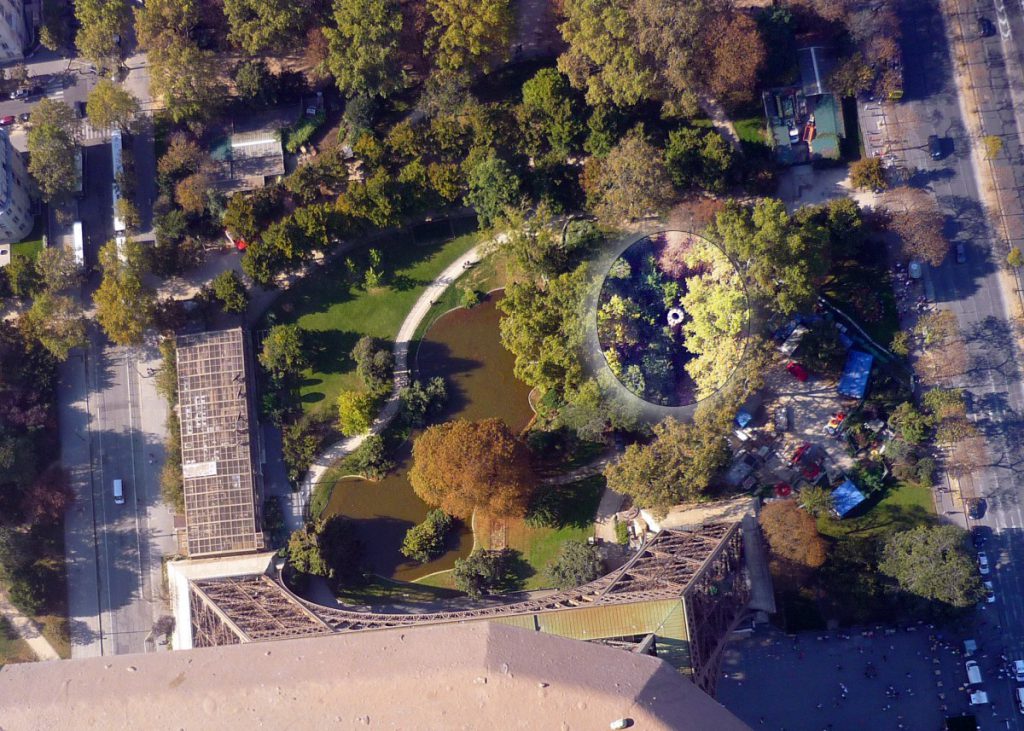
(832, 479), (867, 517)
(837, 349), (873, 399)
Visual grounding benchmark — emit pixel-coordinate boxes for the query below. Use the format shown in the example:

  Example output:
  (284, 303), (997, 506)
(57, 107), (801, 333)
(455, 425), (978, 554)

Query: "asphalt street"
(893, 0), (1024, 723)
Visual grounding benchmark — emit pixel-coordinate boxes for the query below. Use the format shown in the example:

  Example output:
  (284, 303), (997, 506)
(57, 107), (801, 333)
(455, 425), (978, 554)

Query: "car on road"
(929, 134), (943, 160)
(1014, 659), (1024, 682)
(966, 497), (984, 519)
(8, 87), (27, 100)
(966, 659), (983, 685)
(983, 580), (995, 603)
(972, 526), (991, 547)
(786, 361), (809, 382)
(18, 112), (29, 123)
(1017, 686), (1024, 714)
(955, 242), (967, 264)
(978, 17), (996, 37)
(978, 550), (990, 575)
(0, 116), (16, 127)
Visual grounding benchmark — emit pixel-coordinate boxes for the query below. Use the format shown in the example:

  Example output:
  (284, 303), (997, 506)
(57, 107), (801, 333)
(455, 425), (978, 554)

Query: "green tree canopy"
(210, 270), (248, 314)
(400, 509), (454, 563)
(75, 0), (131, 71)
(464, 154), (521, 228)
(260, 324), (308, 379)
(707, 199), (828, 316)
(337, 390), (377, 436)
(603, 417), (729, 516)
(664, 127), (734, 194)
(325, 0), (404, 98)
(233, 60), (279, 107)
(498, 264), (589, 399)
(85, 79), (139, 130)
(34, 245), (81, 293)
(93, 240), (153, 346)
(427, 0), (512, 74)
(517, 68), (583, 160)
(149, 35), (224, 122)
(288, 516), (363, 586)
(879, 525), (983, 607)
(542, 539), (602, 588)
(452, 549), (520, 597)
(585, 126), (673, 226)
(223, 0), (310, 54)
(27, 99), (79, 201)
(20, 291), (86, 361)
(410, 418), (534, 519)
(849, 157), (887, 192)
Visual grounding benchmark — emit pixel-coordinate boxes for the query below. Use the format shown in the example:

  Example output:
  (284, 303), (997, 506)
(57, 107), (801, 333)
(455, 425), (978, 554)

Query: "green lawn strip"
(0, 616), (35, 666)
(10, 216), (46, 260)
(267, 231), (481, 419)
(818, 481), (936, 542)
(510, 476), (605, 591)
(411, 247), (508, 343)
(734, 117), (767, 145)
(411, 569), (457, 590)
(336, 575), (462, 606)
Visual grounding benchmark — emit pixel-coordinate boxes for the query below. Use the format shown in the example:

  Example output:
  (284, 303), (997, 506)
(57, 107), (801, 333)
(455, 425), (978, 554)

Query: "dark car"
(18, 112), (29, 123)
(967, 498), (985, 519)
(978, 17), (996, 37)
(929, 134), (943, 160)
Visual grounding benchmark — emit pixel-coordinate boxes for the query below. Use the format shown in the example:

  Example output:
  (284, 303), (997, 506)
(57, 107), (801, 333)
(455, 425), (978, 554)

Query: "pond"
(322, 293), (533, 582)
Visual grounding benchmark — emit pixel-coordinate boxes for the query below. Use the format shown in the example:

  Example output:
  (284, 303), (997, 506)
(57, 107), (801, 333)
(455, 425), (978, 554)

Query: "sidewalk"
(0, 587), (60, 662)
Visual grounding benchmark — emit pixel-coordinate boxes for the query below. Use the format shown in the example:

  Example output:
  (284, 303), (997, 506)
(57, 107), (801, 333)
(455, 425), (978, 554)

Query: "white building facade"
(0, 0), (27, 63)
(0, 129), (34, 244)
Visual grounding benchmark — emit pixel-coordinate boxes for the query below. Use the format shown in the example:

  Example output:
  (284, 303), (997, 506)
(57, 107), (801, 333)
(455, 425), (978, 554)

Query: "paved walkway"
(0, 588), (60, 662)
(289, 244), (485, 527)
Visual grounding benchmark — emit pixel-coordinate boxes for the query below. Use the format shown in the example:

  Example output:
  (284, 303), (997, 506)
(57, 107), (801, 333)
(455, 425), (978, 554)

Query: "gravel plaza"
(718, 625), (1004, 731)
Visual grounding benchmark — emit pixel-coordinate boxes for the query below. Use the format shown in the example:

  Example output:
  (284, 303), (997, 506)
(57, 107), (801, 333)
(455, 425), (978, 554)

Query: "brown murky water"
(323, 293), (533, 581)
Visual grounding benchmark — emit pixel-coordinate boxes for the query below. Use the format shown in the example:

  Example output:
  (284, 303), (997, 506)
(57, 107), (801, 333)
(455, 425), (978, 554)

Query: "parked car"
(1016, 686), (1024, 714)
(983, 580), (995, 603)
(929, 134), (943, 160)
(1014, 659), (1024, 682)
(966, 659), (983, 685)
(786, 361), (809, 382)
(978, 16), (996, 37)
(978, 551), (990, 575)
(966, 497), (984, 519)
(8, 87), (27, 100)
(0, 116), (16, 126)
(18, 112), (29, 123)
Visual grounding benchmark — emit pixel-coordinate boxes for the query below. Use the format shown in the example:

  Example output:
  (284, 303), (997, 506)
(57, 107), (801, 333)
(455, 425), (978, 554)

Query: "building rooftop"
(210, 128), (285, 193)
(0, 623), (751, 730)
(175, 328), (263, 557)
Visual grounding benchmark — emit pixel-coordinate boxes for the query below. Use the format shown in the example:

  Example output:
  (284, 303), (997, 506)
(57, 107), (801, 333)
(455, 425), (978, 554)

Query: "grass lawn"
(10, 215), (46, 261)
(412, 569), (457, 590)
(412, 246), (508, 341)
(0, 616), (34, 666)
(267, 230), (481, 418)
(336, 576), (462, 607)
(477, 476), (605, 591)
(734, 117), (767, 145)
(818, 481), (936, 542)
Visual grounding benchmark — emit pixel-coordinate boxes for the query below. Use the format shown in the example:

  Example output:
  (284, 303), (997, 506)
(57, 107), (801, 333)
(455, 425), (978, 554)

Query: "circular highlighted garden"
(596, 230), (750, 407)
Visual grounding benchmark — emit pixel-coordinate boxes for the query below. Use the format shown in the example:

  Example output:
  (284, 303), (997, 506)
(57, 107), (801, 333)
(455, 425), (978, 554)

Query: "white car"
(1014, 660), (1024, 683)
(978, 551), (990, 575)
(983, 581), (995, 604)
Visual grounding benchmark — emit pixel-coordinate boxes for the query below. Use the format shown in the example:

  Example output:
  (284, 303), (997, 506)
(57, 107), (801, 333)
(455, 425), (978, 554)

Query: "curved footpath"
(288, 244), (485, 527)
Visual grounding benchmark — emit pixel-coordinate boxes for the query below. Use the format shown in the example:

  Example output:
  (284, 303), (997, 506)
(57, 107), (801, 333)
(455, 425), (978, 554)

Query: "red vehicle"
(790, 442), (811, 466)
(0, 116), (15, 127)
(774, 482), (793, 498)
(786, 361), (809, 382)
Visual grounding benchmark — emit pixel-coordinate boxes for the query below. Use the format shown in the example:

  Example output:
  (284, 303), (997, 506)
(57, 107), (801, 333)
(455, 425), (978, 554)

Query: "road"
(894, 0), (1024, 723)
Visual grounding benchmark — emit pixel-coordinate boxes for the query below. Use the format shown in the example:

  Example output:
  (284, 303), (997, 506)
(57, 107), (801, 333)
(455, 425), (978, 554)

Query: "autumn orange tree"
(759, 500), (828, 569)
(409, 418), (535, 519)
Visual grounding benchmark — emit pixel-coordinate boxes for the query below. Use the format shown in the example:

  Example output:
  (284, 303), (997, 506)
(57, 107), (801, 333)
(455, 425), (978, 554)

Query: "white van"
(1016, 687), (1024, 714)
(113, 479), (124, 505)
(966, 660), (983, 686)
